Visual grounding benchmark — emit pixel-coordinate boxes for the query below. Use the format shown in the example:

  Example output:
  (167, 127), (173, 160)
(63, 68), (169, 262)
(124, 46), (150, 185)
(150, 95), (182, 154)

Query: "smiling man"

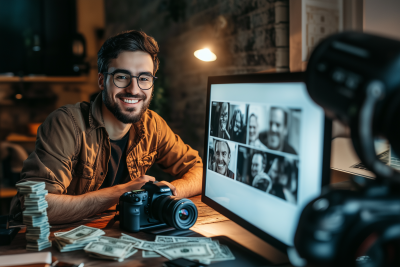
(263, 107), (297, 155)
(211, 140), (234, 179)
(11, 30), (203, 224)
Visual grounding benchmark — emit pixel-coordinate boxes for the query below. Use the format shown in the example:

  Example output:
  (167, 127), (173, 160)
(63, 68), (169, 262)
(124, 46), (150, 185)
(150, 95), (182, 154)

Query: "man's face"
(233, 112), (241, 134)
(249, 116), (258, 142)
(100, 51), (153, 124)
(251, 154), (264, 178)
(219, 103), (229, 131)
(268, 109), (286, 150)
(215, 141), (230, 175)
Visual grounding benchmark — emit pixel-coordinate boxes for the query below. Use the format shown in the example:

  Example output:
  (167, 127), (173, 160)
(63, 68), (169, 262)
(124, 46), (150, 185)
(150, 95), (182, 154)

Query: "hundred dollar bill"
(25, 189), (48, 198)
(26, 240), (52, 251)
(54, 236), (100, 252)
(120, 233), (168, 251)
(84, 241), (132, 261)
(23, 215), (48, 227)
(155, 242), (214, 260)
(16, 181), (46, 192)
(202, 241), (235, 262)
(26, 232), (50, 242)
(56, 225), (105, 244)
(142, 250), (162, 258)
(23, 209), (47, 216)
(24, 202), (48, 211)
(98, 236), (139, 257)
(27, 227), (50, 236)
(26, 221), (50, 230)
(24, 198), (47, 207)
(155, 235), (212, 243)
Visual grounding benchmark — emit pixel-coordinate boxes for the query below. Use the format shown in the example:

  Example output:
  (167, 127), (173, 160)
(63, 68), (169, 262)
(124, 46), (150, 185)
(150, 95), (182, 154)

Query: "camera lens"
(179, 208), (189, 220)
(152, 196), (198, 230)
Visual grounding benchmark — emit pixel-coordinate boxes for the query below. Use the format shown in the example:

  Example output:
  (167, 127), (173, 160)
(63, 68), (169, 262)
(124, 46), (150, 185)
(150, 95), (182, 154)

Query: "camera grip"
(123, 203), (141, 233)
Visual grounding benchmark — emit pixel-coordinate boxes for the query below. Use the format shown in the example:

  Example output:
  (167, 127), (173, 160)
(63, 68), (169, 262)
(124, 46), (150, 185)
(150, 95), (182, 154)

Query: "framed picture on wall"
(289, 0), (363, 72)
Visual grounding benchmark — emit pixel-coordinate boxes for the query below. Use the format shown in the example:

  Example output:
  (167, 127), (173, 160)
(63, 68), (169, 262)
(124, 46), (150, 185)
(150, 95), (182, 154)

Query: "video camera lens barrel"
(152, 196), (198, 230)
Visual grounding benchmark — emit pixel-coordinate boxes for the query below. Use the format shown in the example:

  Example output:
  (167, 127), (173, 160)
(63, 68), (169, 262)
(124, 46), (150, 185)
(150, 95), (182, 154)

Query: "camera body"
(295, 186), (400, 266)
(116, 181), (198, 233)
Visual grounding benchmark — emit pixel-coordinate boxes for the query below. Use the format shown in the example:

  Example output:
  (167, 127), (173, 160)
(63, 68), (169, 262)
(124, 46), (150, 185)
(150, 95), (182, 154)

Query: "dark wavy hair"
(97, 30), (160, 75)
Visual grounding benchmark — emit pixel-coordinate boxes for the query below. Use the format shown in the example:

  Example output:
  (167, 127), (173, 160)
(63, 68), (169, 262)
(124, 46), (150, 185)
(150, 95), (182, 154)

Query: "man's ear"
(98, 73), (105, 90)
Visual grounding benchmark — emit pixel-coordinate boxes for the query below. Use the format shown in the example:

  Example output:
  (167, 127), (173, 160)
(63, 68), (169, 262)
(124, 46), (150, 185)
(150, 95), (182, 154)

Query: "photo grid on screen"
(209, 101), (301, 205)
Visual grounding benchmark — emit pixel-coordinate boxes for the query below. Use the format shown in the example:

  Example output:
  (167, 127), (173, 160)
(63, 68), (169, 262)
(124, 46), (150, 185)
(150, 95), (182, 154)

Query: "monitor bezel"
(201, 72), (332, 253)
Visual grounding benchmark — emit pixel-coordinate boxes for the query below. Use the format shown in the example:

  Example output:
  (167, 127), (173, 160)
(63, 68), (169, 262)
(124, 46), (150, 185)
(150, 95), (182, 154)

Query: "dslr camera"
(115, 181), (198, 232)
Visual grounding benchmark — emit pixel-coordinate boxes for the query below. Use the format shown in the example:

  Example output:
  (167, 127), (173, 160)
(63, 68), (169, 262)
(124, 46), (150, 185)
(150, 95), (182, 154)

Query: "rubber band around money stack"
(16, 181), (52, 251)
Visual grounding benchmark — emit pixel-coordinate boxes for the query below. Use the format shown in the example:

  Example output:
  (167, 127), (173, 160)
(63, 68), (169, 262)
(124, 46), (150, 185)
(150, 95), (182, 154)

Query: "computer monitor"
(202, 72), (331, 252)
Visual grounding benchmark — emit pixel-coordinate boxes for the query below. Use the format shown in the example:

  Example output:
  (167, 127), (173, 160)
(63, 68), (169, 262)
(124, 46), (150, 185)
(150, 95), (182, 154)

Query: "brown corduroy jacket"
(11, 94), (203, 217)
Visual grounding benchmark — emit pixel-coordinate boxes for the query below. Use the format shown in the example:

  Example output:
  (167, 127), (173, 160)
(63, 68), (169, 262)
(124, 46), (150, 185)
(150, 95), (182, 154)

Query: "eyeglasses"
(104, 71), (157, 90)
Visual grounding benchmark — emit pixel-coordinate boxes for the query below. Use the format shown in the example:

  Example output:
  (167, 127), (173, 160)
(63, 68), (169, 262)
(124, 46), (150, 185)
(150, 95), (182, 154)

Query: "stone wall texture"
(105, 0), (278, 157)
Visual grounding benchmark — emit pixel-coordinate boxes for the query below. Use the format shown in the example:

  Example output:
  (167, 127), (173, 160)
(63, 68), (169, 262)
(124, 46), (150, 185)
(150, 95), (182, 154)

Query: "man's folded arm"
(154, 114), (203, 198)
(45, 176), (156, 224)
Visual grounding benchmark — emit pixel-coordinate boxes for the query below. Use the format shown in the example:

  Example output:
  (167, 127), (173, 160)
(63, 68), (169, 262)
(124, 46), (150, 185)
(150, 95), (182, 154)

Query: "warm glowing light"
(15, 94), (23, 99)
(194, 48), (217, 62)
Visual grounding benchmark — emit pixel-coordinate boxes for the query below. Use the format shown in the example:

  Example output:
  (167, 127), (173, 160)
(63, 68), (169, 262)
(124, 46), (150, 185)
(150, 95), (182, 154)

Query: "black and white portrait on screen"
(228, 104), (248, 144)
(208, 138), (237, 179)
(247, 105), (268, 150)
(236, 145), (299, 204)
(210, 102), (231, 140)
(259, 106), (301, 155)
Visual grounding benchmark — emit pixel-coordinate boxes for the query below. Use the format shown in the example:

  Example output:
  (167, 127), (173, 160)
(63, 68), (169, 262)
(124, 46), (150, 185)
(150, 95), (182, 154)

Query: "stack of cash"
(120, 233), (235, 263)
(54, 225), (105, 252)
(16, 181), (52, 251)
(84, 236), (138, 261)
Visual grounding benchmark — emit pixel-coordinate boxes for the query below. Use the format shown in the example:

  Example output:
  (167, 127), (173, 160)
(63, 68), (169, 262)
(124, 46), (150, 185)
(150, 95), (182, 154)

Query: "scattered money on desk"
(121, 233), (235, 263)
(53, 225), (234, 263)
(16, 181), (52, 251)
(54, 225), (105, 252)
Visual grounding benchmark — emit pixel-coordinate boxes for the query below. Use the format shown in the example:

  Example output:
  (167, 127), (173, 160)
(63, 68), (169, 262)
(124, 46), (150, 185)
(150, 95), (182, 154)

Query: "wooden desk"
(0, 196), (234, 267)
(0, 169), (352, 266)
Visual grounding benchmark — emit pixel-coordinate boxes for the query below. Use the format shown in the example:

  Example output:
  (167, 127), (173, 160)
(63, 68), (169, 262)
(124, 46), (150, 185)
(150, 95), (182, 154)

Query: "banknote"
(142, 250), (162, 258)
(26, 240), (52, 251)
(155, 242), (214, 260)
(25, 190), (48, 198)
(84, 241), (132, 262)
(24, 202), (48, 211)
(19, 181), (51, 251)
(16, 181), (46, 192)
(155, 235), (212, 243)
(26, 232), (50, 242)
(56, 225), (105, 244)
(23, 209), (47, 216)
(120, 233), (168, 251)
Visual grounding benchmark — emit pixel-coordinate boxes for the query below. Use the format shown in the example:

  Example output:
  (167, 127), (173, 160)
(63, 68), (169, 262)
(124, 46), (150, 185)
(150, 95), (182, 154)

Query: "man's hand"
(157, 181), (177, 196)
(124, 176), (177, 196)
(124, 175), (156, 191)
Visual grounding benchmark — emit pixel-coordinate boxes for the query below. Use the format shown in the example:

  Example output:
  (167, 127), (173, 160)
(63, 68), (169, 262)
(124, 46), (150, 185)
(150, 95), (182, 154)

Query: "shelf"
(0, 76), (89, 83)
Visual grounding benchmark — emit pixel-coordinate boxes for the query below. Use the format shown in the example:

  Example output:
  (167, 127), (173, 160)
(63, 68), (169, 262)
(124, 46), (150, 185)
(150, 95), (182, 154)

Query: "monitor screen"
(202, 73), (331, 249)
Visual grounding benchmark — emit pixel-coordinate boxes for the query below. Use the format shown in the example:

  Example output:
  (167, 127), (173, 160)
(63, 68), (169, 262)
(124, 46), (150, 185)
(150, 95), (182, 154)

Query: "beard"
(216, 158), (228, 175)
(102, 84), (152, 124)
(267, 132), (281, 150)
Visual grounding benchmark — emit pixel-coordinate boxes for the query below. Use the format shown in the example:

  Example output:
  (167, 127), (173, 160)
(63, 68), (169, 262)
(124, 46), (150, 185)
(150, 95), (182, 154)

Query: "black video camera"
(293, 32), (400, 266)
(295, 185), (400, 266)
(115, 181), (198, 232)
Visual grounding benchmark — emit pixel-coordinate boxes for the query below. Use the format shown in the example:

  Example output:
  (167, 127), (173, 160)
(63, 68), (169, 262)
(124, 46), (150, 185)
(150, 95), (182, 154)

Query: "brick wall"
(105, 0), (279, 157)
